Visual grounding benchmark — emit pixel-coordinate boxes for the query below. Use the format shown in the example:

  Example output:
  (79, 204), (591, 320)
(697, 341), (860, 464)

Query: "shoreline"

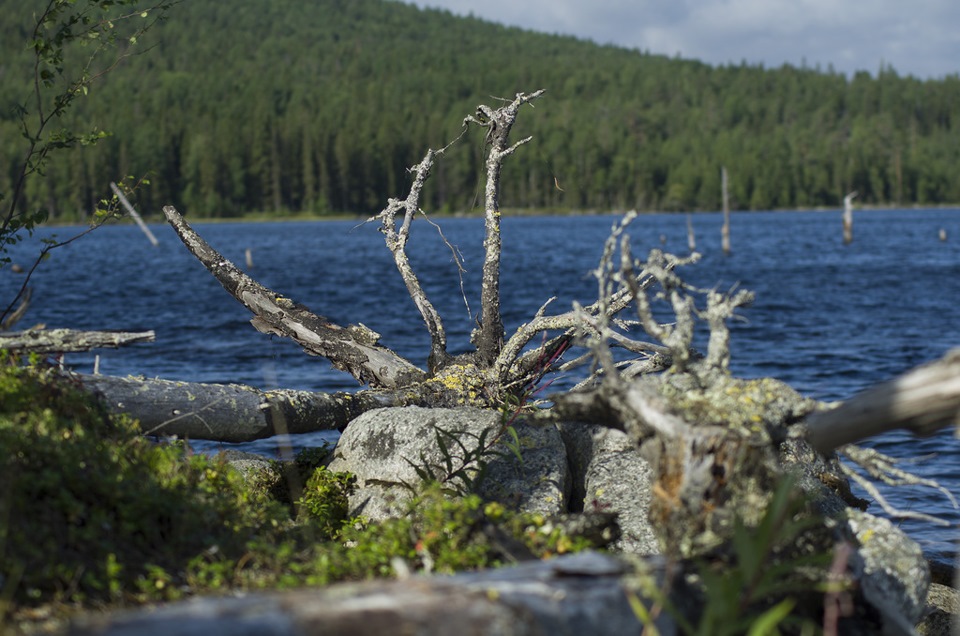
(40, 202), (960, 228)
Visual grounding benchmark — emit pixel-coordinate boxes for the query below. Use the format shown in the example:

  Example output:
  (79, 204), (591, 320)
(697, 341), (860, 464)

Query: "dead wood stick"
(0, 287), (31, 331)
(373, 149), (450, 372)
(0, 328), (154, 353)
(804, 349), (960, 454)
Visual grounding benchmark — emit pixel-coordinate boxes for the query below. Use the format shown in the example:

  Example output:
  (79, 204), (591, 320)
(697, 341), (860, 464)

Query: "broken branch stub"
(162, 206), (425, 390)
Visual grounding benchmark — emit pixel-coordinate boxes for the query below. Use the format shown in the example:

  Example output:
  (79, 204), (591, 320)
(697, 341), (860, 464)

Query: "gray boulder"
(916, 583), (959, 635)
(328, 407), (570, 521)
(846, 508), (931, 634)
(558, 421), (660, 555)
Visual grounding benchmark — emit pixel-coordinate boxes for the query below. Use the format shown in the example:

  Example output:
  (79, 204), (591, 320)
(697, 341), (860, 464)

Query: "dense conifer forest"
(2, 0), (959, 219)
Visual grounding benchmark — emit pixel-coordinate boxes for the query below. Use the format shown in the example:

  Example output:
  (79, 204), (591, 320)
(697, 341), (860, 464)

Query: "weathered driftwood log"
(804, 348), (960, 454)
(0, 328), (155, 353)
(80, 374), (396, 442)
(71, 552), (673, 636)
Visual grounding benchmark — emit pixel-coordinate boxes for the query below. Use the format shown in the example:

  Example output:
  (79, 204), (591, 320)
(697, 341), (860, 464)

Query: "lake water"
(2, 209), (959, 564)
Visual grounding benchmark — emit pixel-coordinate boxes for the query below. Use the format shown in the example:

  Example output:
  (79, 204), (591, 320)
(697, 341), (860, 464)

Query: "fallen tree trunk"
(70, 552), (674, 636)
(0, 328), (155, 353)
(80, 374), (396, 442)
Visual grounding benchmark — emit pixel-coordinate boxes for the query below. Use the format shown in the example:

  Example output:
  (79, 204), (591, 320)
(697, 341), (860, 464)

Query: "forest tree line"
(2, 0), (959, 220)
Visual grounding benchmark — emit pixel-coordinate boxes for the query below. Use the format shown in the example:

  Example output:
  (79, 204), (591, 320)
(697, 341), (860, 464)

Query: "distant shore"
(38, 202), (960, 228)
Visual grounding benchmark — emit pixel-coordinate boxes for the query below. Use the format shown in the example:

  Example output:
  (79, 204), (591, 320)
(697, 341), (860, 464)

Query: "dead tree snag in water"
(843, 191), (857, 244)
(721, 166), (731, 255)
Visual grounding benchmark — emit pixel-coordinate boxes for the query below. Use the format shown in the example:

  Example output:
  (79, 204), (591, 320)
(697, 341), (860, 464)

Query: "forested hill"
(2, 0), (959, 219)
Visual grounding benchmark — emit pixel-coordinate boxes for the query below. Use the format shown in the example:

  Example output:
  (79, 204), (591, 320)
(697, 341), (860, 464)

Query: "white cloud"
(404, 0), (960, 78)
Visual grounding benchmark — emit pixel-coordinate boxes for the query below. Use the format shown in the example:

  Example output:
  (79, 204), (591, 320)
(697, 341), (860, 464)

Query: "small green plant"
(404, 383), (531, 497)
(296, 466), (355, 538)
(405, 424), (511, 495)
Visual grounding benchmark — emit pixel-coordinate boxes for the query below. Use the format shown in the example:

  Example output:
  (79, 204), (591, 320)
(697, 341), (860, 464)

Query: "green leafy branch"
(1, 174), (149, 328)
(1, 0), (173, 325)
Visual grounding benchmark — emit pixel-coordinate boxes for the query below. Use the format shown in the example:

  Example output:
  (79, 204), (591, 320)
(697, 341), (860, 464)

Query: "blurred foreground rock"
(71, 552), (672, 636)
(916, 583), (960, 635)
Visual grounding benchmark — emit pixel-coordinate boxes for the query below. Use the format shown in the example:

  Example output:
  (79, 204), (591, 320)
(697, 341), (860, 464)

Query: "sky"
(404, 0), (959, 80)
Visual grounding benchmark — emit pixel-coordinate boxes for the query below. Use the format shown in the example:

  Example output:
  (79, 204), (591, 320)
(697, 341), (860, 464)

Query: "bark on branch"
(0, 328), (154, 353)
(162, 206), (425, 390)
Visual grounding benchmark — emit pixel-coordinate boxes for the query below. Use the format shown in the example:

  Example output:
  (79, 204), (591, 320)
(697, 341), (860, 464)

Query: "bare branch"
(496, 215), (667, 388)
(465, 90), (546, 364)
(163, 206), (425, 389)
(1, 219), (112, 325)
(841, 444), (959, 509)
(0, 287), (31, 331)
(419, 211), (472, 320)
(700, 287), (754, 371)
(622, 246), (701, 373)
(839, 463), (951, 527)
(371, 150), (451, 372)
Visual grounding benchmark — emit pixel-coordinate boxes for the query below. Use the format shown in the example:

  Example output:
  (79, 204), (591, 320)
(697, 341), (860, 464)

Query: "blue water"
(2, 209), (959, 562)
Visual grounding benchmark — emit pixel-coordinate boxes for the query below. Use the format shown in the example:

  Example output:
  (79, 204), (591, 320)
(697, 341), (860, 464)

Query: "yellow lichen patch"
(655, 372), (817, 438)
(422, 363), (496, 407)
